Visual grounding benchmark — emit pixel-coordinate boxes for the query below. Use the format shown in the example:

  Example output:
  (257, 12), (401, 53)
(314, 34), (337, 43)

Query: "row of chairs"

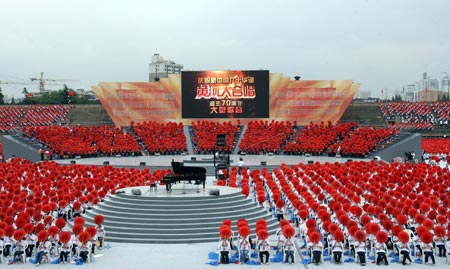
(0, 242), (95, 265)
(323, 237), (450, 265)
(220, 233), (450, 265)
(0, 243), (27, 264)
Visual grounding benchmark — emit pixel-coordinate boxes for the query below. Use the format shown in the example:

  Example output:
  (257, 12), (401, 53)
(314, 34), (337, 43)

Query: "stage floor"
(56, 153), (361, 167)
(117, 178), (240, 198)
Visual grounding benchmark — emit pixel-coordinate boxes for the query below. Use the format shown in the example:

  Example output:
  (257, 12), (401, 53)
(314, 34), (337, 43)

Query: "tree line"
(0, 85), (99, 105)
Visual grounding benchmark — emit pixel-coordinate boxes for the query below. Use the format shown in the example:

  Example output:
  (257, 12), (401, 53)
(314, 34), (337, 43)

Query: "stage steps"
(81, 189), (279, 244)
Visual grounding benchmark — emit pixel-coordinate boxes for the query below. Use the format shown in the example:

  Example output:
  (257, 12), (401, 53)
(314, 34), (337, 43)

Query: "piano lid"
(171, 161), (206, 174)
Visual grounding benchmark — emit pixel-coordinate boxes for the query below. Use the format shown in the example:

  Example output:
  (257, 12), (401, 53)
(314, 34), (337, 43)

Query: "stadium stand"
(0, 106), (26, 132)
(380, 102), (435, 131)
(2, 101), (450, 267)
(22, 125), (142, 158)
(19, 105), (70, 126)
(422, 137), (450, 155)
(283, 121), (357, 155)
(328, 126), (398, 158)
(239, 120), (295, 154)
(190, 121), (239, 154)
(132, 121), (187, 155)
(0, 105), (71, 133)
(431, 102), (450, 125)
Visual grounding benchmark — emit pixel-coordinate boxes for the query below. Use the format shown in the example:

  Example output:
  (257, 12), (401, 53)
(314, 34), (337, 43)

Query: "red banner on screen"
(181, 70), (269, 119)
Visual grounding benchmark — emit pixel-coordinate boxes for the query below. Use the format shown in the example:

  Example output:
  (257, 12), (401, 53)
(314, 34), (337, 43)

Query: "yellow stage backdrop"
(92, 73), (359, 126)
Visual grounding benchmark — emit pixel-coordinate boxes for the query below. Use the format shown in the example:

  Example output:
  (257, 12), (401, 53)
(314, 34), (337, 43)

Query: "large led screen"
(181, 70), (269, 118)
(92, 74), (359, 126)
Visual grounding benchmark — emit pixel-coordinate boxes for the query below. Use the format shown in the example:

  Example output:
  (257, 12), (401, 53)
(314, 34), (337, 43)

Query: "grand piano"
(162, 161), (207, 192)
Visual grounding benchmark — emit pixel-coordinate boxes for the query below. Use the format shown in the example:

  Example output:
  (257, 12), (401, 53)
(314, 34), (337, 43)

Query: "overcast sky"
(1, 0), (450, 99)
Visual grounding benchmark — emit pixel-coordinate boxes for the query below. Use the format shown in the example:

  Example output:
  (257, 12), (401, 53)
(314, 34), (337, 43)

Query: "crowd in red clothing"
(422, 137), (450, 155)
(22, 125), (142, 158)
(190, 121), (240, 153)
(240, 160), (450, 266)
(132, 121), (187, 155)
(239, 120), (295, 154)
(14, 119), (404, 159)
(284, 122), (357, 155)
(329, 126), (398, 157)
(0, 158), (167, 263)
(1, 156), (449, 265)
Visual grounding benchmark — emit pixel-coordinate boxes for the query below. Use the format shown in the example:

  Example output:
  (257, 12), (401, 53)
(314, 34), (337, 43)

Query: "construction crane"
(0, 79), (59, 96)
(30, 72), (79, 93)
